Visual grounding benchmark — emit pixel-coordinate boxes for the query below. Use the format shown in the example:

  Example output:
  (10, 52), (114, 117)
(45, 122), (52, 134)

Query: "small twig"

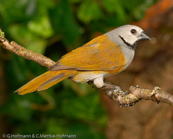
(31, 91), (55, 111)
(0, 29), (173, 107)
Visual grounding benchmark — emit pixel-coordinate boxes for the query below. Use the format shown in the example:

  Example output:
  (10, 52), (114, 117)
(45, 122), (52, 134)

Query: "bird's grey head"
(106, 25), (150, 50)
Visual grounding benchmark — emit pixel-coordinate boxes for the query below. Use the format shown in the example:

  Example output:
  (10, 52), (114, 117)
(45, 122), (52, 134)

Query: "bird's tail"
(15, 70), (77, 95)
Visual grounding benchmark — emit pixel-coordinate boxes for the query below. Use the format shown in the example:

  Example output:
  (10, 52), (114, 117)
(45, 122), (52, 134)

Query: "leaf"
(8, 24), (47, 54)
(0, 95), (33, 121)
(77, 0), (102, 23)
(26, 39), (47, 54)
(102, 0), (118, 13)
(62, 92), (107, 125)
(0, 0), (36, 24)
(28, 15), (53, 38)
(45, 118), (66, 134)
(102, 0), (127, 22)
(66, 122), (106, 139)
(69, 0), (82, 4)
(49, 0), (80, 45)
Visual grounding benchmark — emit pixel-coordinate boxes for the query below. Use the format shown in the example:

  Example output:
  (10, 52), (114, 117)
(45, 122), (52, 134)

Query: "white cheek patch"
(124, 34), (137, 46)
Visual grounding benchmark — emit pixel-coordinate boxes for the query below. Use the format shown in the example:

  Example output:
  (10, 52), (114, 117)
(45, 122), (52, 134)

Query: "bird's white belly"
(72, 71), (107, 82)
(72, 71), (107, 88)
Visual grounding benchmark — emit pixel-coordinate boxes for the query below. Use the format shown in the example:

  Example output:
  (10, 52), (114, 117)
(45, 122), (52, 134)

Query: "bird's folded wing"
(51, 35), (126, 71)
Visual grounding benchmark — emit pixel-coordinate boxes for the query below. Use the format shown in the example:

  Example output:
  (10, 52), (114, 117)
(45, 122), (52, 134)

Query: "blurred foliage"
(0, 0), (157, 138)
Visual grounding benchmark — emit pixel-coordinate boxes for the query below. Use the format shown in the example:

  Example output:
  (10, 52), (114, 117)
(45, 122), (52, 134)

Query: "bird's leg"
(92, 77), (128, 98)
(103, 83), (121, 90)
(102, 83), (127, 99)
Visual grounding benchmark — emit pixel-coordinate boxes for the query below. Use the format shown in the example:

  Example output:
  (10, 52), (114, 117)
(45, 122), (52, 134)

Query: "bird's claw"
(108, 86), (127, 99)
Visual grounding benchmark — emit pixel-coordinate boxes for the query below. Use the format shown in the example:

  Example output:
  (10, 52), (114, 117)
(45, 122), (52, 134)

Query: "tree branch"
(0, 29), (55, 69)
(102, 86), (173, 107)
(0, 29), (173, 107)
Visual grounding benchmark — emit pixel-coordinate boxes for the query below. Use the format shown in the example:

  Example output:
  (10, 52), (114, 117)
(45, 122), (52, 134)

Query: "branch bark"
(102, 86), (173, 107)
(0, 29), (173, 107)
(0, 30), (55, 69)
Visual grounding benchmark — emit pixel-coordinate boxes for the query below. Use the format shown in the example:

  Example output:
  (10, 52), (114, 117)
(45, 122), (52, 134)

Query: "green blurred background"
(0, 0), (158, 138)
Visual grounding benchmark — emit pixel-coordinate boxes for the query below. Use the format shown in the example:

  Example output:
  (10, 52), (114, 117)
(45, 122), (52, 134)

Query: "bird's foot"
(109, 88), (130, 99)
(103, 83), (127, 99)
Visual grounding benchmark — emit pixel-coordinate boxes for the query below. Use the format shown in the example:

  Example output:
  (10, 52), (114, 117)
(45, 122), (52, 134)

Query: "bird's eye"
(131, 29), (137, 34)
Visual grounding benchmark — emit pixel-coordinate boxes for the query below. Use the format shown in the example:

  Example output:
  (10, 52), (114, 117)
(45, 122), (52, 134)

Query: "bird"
(15, 25), (150, 95)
